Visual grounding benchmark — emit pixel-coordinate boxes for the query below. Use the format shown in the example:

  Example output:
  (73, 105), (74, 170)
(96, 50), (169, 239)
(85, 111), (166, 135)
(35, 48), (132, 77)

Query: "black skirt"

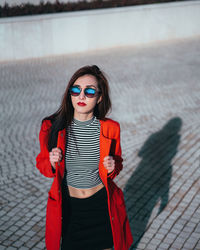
(61, 186), (114, 250)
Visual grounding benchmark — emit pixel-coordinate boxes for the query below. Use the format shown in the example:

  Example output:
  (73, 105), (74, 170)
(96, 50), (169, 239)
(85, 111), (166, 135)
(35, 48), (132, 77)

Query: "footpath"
(0, 36), (200, 249)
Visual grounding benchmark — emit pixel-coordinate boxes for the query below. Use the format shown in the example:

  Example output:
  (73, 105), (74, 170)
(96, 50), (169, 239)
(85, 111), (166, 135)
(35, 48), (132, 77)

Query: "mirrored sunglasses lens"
(85, 88), (96, 98)
(70, 87), (80, 96)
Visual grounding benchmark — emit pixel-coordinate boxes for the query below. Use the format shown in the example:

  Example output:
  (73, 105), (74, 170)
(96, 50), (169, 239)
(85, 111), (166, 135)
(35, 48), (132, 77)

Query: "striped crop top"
(65, 116), (103, 189)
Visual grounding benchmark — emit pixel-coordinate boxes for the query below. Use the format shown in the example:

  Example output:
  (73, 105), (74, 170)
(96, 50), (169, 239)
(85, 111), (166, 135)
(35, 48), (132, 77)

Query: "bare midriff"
(68, 183), (105, 198)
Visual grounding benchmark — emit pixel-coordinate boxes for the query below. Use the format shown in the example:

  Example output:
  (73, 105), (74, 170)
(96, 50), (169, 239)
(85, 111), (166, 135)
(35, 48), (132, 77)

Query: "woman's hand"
(103, 156), (115, 173)
(49, 147), (62, 169)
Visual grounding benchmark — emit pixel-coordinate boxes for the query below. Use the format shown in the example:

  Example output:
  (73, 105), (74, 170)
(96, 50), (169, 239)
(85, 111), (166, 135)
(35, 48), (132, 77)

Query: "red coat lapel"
(99, 119), (112, 187)
(56, 119), (112, 187)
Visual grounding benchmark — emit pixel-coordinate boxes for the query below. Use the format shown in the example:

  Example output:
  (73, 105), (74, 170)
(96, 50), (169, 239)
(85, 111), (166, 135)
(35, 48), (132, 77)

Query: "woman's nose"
(79, 89), (86, 99)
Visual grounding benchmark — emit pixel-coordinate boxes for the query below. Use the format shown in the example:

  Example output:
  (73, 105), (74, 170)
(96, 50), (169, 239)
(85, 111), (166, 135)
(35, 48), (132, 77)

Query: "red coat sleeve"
(36, 119), (56, 178)
(107, 122), (123, 180)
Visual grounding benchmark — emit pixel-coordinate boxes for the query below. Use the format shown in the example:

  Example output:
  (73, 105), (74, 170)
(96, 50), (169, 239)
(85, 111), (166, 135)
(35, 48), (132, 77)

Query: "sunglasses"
(69, 85), (101, 98)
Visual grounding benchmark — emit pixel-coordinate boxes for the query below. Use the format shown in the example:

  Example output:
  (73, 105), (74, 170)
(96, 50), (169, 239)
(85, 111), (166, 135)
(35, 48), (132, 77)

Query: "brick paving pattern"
(0, 36), (200, 249)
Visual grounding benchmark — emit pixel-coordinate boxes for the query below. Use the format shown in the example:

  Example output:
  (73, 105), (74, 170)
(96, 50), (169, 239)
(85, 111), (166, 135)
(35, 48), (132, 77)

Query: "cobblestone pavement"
(0, 36), (200, 250)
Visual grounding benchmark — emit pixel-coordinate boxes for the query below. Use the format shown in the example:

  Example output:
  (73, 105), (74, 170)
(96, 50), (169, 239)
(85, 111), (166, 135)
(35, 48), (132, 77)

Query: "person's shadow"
(124, 117), (182, 250)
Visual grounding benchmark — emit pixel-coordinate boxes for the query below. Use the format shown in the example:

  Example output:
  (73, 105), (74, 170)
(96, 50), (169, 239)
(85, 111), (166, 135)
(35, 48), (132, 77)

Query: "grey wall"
(1, 1), (200, 62)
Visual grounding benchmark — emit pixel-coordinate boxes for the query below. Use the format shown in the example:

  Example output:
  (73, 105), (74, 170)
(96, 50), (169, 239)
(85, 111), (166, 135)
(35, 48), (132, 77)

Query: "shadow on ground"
(124, 117), (182, 250)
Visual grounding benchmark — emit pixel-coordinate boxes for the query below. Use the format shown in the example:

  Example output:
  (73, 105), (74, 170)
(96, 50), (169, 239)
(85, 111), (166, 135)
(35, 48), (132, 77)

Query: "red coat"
(36, 118), (133, 250)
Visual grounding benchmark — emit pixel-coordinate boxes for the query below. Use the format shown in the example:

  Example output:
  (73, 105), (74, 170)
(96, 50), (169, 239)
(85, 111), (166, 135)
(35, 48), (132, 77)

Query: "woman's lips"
(77, 102), (86, 106)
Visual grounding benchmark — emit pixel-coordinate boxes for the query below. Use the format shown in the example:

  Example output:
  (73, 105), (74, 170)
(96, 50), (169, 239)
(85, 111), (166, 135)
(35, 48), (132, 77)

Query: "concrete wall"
(0, 1), (200, 62)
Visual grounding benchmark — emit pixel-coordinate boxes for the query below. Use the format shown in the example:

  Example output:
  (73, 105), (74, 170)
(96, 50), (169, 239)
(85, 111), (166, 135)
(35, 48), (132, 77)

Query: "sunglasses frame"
(69, 85), (101, 98)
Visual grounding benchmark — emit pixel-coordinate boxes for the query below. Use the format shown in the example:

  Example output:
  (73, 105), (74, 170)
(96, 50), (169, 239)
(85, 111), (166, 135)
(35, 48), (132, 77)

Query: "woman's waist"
(67, 183), (105, 199)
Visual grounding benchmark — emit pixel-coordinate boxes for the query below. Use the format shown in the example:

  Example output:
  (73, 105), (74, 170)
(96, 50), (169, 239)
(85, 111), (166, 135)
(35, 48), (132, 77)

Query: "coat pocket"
(47, 194), (58, 208)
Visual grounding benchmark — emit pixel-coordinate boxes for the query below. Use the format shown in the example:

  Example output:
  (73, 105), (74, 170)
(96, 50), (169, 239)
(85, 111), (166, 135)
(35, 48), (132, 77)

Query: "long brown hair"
(43, 65), (112, 151)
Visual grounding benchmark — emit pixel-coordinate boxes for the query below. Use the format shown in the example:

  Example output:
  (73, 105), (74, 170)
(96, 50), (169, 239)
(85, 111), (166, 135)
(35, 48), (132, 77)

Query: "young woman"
(36, 65), (133, 250)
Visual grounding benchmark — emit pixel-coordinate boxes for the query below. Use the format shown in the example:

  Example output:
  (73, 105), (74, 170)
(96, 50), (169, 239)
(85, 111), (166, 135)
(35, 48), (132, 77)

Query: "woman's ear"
(97, 95), (102, 104)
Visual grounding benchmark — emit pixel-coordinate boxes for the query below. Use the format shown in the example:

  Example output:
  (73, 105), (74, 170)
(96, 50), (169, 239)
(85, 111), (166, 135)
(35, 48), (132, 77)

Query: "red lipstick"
(77, 102), (86, 106)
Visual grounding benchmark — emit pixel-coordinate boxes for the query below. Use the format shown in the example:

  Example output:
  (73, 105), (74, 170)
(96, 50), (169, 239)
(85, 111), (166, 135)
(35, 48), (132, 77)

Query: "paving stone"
(12, 240), (24, 248)
(19, 235), (31, 243)
(15, 221), (25, 227)
(25, 230), (36, 237)
(0, 247), (7, 250)
(158, 242), (170, 249)
(8, 226), (19, 232)
(2, 241), (16, 247)
(14, 230), (26, 237)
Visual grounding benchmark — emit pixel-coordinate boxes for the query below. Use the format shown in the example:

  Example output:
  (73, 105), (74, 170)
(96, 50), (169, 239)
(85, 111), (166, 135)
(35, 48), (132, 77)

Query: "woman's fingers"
(103, 156), (114, 165)
(52, 148), (62, 156)
(52, 147), (61, 152)
(50, 155), (62, 161)
(52, 147), (62, 155)
(106, 166), (115, 173)
(50, 148), (62, 165)
(103, 156), (115, 173)
(104, 155), (111, 161)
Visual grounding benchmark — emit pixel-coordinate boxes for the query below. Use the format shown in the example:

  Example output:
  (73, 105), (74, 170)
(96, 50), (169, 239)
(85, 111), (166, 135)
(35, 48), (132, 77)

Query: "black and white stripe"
(65, 116), (103, 189)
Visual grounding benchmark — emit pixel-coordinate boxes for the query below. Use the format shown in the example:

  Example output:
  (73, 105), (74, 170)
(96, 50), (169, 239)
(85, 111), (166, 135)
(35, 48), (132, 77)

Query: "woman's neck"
(73, 113), (94, 122)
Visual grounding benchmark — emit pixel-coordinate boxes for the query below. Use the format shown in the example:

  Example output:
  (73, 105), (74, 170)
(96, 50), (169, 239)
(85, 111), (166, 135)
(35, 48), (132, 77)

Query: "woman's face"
(70, 74), (102, 119)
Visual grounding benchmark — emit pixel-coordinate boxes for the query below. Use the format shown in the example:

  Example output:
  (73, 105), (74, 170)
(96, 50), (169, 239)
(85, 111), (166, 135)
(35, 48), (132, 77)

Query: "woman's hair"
(42, 65), (112, 151)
